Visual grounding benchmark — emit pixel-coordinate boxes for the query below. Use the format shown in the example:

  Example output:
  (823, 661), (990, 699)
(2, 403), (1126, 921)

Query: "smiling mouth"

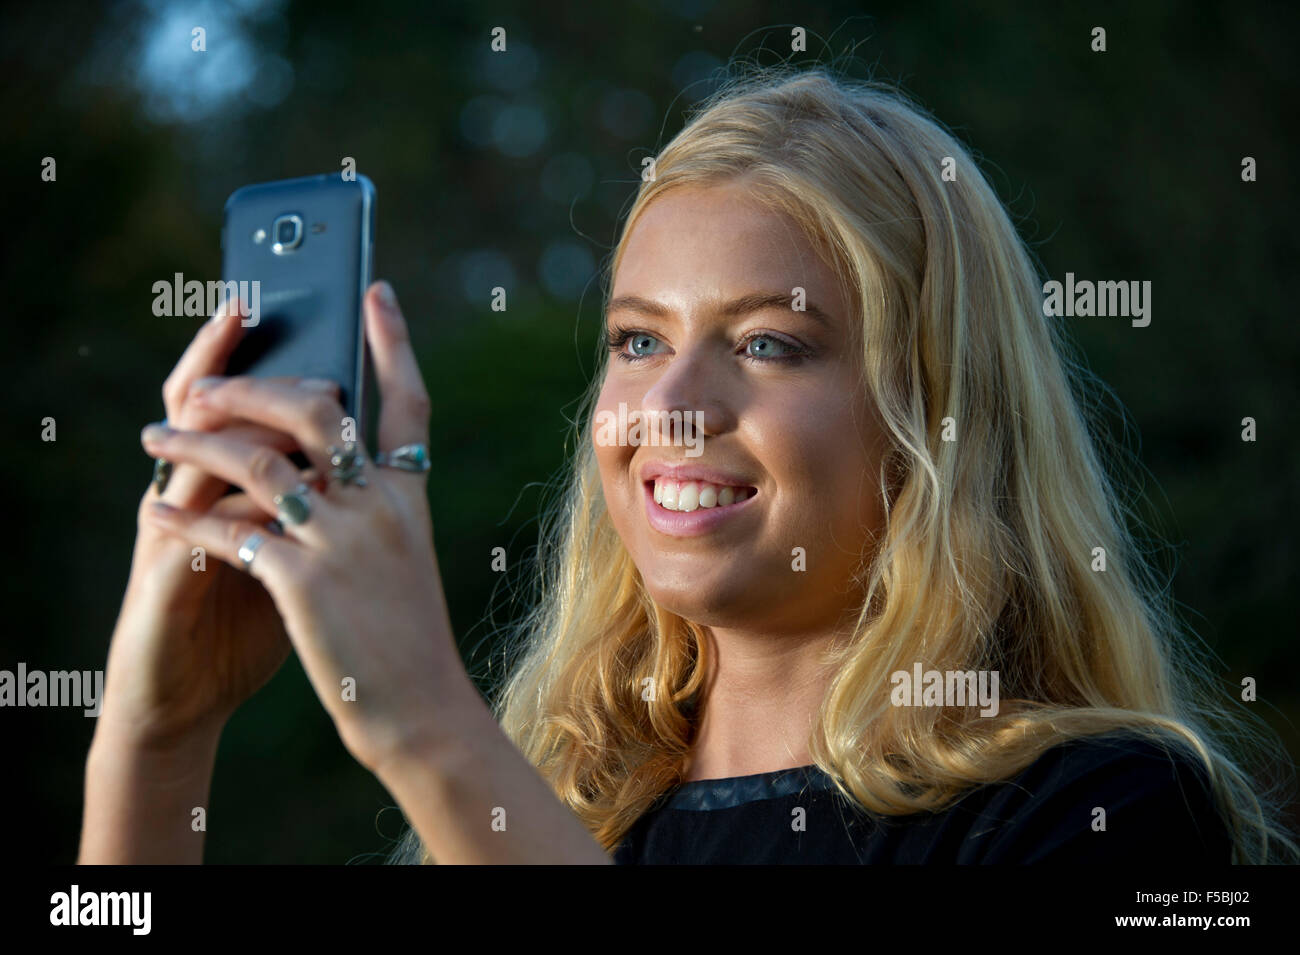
(645, 478), (758, 512)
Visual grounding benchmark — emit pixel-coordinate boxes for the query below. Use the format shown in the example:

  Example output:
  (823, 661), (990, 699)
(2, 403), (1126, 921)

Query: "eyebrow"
(605, 292), (835, 329)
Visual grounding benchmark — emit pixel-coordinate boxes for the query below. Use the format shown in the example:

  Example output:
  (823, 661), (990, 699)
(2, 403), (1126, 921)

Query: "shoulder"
(968, 730), (1233, 863)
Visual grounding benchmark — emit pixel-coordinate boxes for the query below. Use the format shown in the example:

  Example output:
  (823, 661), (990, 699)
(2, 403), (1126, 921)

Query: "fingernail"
(376, 280), (398, 310)
(142, 423), (172, 444)
(299, 378), (337, 392)
(148, 501), (179, 519)
(152, 457), (173, 494)
(192, 375), (223, 394)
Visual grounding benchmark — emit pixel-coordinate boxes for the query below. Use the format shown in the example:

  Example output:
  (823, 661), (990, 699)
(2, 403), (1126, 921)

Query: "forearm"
(77, 717), (222, 864)
(377, 679), (611, 864)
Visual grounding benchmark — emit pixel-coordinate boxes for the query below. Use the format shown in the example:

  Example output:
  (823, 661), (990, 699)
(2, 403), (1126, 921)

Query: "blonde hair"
(391, 65), (1297, 864)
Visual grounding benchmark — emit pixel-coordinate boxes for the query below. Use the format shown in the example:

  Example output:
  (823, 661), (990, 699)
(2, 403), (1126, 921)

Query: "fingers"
(142, 426), (335, 545)
(364, 282), (432, 453)
(209, 488), (277, 524)
(156, 379), (338, 508)
(155, 295), (250, 505)
(208, 468), (324, 523)
(184, 377), (340, 433)
(161, 294), (249, 423)
(142, 499), (303, 589)
(187, 378), (351, 478)
(150, 280), (431, 519)
(158, 421), (307, 509)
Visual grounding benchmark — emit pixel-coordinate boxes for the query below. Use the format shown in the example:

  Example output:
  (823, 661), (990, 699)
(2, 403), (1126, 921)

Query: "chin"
(640, 570), (758, 628)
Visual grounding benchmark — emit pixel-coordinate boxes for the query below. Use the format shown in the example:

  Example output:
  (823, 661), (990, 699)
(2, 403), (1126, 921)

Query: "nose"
(638, 344), (733, 442)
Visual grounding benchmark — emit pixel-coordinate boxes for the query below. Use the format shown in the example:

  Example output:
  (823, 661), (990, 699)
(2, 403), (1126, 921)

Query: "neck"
(681, 624), (839, 782)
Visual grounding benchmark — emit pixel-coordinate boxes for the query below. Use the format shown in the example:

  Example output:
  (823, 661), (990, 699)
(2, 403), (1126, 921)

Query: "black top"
(612, 732), (1233, 863)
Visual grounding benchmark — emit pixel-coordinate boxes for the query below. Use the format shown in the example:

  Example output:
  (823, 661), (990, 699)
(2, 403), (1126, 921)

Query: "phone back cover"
(220, 173), (375, 441)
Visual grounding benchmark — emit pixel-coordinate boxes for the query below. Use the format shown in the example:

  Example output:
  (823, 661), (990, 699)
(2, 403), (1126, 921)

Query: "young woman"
(80, 66), (1295, 864)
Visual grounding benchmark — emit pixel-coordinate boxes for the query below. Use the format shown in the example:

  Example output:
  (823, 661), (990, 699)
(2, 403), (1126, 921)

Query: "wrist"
(80, 711), (222, 865)
(89, 707), (226, 771)
(365, 672), (489, 788)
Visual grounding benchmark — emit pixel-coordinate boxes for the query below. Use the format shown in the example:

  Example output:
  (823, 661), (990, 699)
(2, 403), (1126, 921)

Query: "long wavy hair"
(390, 65), (1297, 864)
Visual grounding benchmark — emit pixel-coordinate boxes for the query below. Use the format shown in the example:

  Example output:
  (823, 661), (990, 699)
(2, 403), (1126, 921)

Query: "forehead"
(611, 183), (850, 318)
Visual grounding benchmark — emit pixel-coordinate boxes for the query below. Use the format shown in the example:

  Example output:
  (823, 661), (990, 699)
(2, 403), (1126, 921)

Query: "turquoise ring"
(374, 443), (430, 473)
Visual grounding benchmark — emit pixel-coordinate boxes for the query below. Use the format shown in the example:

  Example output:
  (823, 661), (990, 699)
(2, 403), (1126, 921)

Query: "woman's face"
(594, 180), (889, 636)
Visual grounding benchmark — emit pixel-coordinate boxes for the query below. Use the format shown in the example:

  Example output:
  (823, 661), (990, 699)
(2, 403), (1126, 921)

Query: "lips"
(639, 460), (755, 488)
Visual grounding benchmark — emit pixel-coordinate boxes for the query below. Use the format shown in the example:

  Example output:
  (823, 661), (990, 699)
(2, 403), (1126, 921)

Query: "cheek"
(767, 384), (862, 482)
(766, 385), (883, 538)
(592, 376), (636, 496)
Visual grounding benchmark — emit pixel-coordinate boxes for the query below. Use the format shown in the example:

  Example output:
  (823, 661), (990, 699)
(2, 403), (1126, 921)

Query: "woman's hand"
(111, 282), (611, 864)
(138, 282), (465, 775)
(105, 294), (339, 746)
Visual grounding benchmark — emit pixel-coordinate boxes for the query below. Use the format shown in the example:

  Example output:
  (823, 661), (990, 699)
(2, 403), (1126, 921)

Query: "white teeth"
(678, 483), (699, 512)
(652, 479), (751, 511)
(661, 481), (679, 510)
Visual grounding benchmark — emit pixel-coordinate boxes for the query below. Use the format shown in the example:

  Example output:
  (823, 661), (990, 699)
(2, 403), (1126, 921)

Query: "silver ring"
(238, 532), (265, 570)
(327, 441), (367, 487)
(272, 482), (312, 525)
(374, 443), (430, 472)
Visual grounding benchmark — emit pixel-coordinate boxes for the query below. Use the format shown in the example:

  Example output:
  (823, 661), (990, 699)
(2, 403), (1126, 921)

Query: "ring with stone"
(272, 482), (313, 526)
(327, 441), (367, 488)
(374, 443), (431, 473)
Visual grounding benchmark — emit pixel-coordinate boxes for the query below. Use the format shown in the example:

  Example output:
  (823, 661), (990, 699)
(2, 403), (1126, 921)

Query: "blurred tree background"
(4, 0), (1296, 863)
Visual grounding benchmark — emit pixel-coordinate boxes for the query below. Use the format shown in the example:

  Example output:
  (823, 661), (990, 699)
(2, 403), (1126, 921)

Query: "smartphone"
(220, 173), (377, 466)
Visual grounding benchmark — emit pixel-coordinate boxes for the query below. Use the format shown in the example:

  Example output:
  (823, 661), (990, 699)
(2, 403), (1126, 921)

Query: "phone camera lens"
(270, 214), (304, 254)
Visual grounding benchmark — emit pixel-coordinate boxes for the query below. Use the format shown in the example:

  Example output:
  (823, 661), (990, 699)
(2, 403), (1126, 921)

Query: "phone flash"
(253, 229), (266, 244)
(311, 222), (327, 234)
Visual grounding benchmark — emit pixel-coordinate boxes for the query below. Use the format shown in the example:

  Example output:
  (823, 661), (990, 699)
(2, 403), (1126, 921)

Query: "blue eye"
(603, 326), (664, 362)
(603, 324), (810, 364)
(628, 332), (662, 357)
(744, 334), (797, 359)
